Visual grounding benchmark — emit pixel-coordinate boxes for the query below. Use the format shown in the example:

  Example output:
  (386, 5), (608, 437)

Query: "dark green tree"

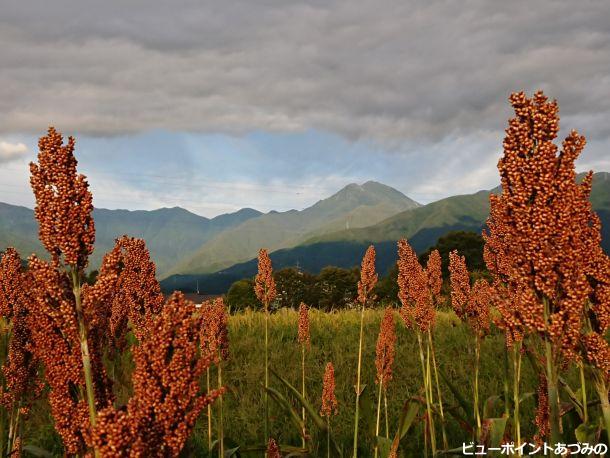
(274, 267), (316, 309)
(419, 231), (486, 279)
(226, 278), (259, 312)
(314, 266), (359, 311)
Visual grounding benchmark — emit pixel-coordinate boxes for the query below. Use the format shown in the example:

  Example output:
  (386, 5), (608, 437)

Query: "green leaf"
(483, 395), (501, 419)
(224, 446), (240, 457)
(358, 385), (376, 440)
(22, 445), (54, 458)
(439, 367), (474, 425)
(265, 385), (305, 437)
(575, 422), (599, 444)
(487, 416), (508, 456)
(375, 436), (393, 458)
(395, 399), (420, 441)
(270, 368), (342, 457)
(270, 368), (326, 431)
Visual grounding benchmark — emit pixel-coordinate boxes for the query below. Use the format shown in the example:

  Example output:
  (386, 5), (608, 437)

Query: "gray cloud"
(0, 140), (28, 163)
(1, 0), (609, 147)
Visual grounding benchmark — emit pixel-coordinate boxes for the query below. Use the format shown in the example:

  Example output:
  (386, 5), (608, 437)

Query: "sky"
(1, 0), (609, 217)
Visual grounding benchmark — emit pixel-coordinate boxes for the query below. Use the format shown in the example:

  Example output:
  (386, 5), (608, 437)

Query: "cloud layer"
(2, 1), (609, 144)
(0, 141), (28, 163)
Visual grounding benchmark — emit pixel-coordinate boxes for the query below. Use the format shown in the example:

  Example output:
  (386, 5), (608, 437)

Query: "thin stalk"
(425, 338), (437, 455)
(474, 334), (481, 441)
(374, 380), (383, 458)
(428, 329), (448, 450)
(417, 332), (435, 456)
(301, 344), (306, 448)
(264, 305), (269, 447)
(6, 403), (17, 457)
(207, 368), (212, 451)
(352, 304), (365, 458)
(0, 403), (4, 458)
(384, 388), (389, 438)
(543, 298), (561, 451)
(217, 355), (224, 458)
(503, 344), (510, 417)
(594, 374), (610, 439)
(8, 404), (20, 458)
(579, 362), (588, 424)
(71, 268), (100, 458)
(512, 341), (522, 455)
(327, 417), (331, 458)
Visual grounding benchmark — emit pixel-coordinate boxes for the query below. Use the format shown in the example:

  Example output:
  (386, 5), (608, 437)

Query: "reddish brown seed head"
(375, 308), (396, 386)
(357, 245), (378, 306)
(483, 91), (607, 360)
(397, 239), (435, 331)
(426, 249), (443, 303)
(266, 438), (281, 458)
(448, 250), (470, 320)
(29, 127), (95, 270)
(255, 249), (276, 308)
(200, 297), (230, 364)
(297, 302), (310, 347)
(320, 362), (338, 417)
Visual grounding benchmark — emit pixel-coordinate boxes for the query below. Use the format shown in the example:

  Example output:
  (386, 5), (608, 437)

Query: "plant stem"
(71, 268), (100, 458)
(264, 306), (269, 448)
(503, 344), (510, 417)
(207, 368), (213, 451)
(543, 298), (561, 453)
(428, 329), (448, 450)
(327, 417), (331, 458)
(512, 341), (522, 455)
(353, 304), (365, 458)
(218, 355), (224, 458)
(301, 344), (306, 448)
(579, 362), (588, 424)
(594, 374), (610, 440)
(474, 334), (481, 442)
(417, 332), (435, 456)
(374, 380), (383, 458)
(426, 338), (437, 456)
(384, 388), (389, 438)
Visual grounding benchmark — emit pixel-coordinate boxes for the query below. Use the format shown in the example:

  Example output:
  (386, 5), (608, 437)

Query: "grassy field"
(192, 307), (542, 456)
(22, 306), (574, 457)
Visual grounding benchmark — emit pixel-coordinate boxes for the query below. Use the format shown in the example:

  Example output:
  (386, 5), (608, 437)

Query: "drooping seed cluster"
(375, 308), (396, 386)
(92, 292), (224, 456)
(449, 250), (492, 336)
(320, 362), (338, 417)
(109, 236), (164, 343)
(483, 91), (608, 361)
(357, 245), (378, 306)
(29, 127), (95, 269)
(266, 438), (281, 458)
(397, 240), (437, 332)
(448, 251), (470, 319)
(583, 333), (610, 377)
(200, 297), (230, 364)
(255, 249), (277, 309)
(297, 302), (310, 347)
(0, 249), (41, 412)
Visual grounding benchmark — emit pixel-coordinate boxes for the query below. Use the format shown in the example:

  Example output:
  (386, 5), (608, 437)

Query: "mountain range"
(0, 173), (608, 293)
(162, 172), (610, 293)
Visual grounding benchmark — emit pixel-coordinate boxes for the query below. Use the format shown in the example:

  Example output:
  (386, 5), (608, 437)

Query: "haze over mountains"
(1, 173), (608, 293)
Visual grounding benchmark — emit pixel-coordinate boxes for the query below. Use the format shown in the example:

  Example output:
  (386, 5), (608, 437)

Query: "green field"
(21, 306), (587, 457)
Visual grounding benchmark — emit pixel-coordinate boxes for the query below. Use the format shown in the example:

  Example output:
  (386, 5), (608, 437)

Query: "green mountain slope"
(165, 181), (420, 276)
(162, 172), (610, 294)
(0, 204), (262, 276)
